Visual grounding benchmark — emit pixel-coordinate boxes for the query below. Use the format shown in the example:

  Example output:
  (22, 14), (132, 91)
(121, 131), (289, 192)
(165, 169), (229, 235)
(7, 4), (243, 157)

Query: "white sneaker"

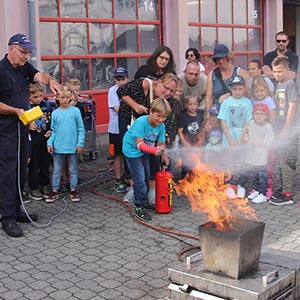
(123, 187), (134, 203)
(252, 193), (267, 204)
(148, 188), (156, 205)
(248, 190), (259, 200)
(225, 187), (236, 199)
(237, 185), (245, 198)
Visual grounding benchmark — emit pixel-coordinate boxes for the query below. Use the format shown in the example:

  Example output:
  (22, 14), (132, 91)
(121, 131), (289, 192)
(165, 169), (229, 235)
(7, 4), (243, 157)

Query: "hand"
(76, 146), (84, 154)
(29, 122), (38, 131)
(134, 104), (148, 114)
(49, 78), (61, 95)
(219, 93), (230, 104)
(44, 130), (51, 138)
(47, 145), (53, 154)
(16, 108), (24, 119)
(162, 153), (170, 166)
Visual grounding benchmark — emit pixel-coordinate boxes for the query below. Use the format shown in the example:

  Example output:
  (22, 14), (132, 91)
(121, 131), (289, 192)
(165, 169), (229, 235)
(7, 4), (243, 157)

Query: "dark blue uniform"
(0, 54), (38, 222)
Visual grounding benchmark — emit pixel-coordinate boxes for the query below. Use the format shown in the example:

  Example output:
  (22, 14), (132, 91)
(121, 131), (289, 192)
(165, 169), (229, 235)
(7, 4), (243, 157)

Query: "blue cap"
(208, 103), (220, 115)
(208, 129), (222, 145)
(114, 67), (128, 78)
(211, 44), (229, 59)
(8, 33), (35, 49)
(229, 75), (245, 86)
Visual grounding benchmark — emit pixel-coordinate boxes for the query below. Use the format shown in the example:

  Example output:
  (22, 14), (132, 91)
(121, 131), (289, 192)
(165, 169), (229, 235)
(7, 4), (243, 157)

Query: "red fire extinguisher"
(155, 167), (173, 213)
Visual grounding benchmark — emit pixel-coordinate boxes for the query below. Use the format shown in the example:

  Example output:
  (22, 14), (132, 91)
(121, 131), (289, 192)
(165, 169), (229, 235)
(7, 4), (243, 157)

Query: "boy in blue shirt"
(122, 98), (171, 221)
(45, 84), (85, 202)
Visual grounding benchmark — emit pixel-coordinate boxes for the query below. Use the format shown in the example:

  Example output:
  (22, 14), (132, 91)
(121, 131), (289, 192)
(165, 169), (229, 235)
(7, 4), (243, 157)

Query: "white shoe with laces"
(225, 187), (236, 199)
(237, 185), (245, 198)
(248, 190), (259, 200)
(123, 187), (134, 203)
(252, 193), (267, 204)
(148, 188), (156, 205)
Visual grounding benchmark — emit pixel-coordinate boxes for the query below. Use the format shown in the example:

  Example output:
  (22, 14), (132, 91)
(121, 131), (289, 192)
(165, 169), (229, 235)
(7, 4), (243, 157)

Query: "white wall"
(0, 0), (30, 57)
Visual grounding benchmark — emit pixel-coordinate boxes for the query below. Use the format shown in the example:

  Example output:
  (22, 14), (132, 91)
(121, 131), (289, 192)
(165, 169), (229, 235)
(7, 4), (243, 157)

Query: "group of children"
(108, 54), (299, 221)
(27, 79), (85, 203)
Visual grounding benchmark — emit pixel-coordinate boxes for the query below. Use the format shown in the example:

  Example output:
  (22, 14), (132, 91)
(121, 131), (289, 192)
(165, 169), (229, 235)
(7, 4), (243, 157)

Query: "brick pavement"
(1, 134), (300, 300)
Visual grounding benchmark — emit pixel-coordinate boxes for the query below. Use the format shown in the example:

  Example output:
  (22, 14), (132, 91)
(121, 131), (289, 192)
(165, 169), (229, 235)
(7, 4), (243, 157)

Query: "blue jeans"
(52, 154), (78, 191)
(125, 155), (150, 207)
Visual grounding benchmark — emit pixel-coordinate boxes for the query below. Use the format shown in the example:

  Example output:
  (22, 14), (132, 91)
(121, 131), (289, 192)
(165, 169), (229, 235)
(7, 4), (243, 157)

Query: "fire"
(174, 152), (257, 231)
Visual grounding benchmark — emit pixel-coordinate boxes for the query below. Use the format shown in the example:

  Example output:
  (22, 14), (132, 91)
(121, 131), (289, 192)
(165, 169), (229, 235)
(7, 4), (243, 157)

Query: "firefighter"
(0, 33), (61, 237)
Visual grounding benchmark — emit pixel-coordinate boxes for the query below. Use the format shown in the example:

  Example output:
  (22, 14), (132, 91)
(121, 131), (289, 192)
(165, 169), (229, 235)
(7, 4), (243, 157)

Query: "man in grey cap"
(0, 33), (61, 237)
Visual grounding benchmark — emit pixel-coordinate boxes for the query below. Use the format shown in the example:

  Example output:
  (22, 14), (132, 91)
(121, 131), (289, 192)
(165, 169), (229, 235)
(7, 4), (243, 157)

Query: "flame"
(174, 152), (257, 231)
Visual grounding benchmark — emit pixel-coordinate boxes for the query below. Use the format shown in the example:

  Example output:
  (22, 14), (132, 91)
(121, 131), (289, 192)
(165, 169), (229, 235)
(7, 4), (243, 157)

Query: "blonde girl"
(251, 76), (276, 124)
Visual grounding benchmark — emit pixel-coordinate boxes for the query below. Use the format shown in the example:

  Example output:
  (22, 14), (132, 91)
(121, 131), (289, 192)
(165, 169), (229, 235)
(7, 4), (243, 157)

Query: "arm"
(280, 101), (297, 138)
(33, 72), (61, 95)
(205, 72), (214, 111)
(0, 102), (24, 118)
(136, 139), (162, 156)
(221, 120), (236, 146)
(237, 122), (249, 145)
(237, 67), (250, 97)
(178, 127), (191, 148)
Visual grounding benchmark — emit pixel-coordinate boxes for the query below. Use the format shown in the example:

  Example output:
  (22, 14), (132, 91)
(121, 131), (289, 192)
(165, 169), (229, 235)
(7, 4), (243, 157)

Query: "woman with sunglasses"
(182, 47), (205, 74)
(134, 45), (176, 80)
(205, 44), (249, 111)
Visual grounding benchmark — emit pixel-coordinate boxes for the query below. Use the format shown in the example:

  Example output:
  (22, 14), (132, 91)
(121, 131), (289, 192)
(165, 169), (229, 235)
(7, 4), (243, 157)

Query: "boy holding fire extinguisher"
(122, 98), (171, 221)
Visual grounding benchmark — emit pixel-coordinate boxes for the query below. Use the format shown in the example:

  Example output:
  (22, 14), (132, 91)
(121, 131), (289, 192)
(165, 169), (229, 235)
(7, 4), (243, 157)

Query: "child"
(108, 67), (129, 193)
(237, 103), (275, 204)
(122, 98), (171, 221)
(248, 59), (274, 96)
(28, 83), (52, 200)
(269, 55), (298, 206)
(45, 84), (85, 202)
(217, 75), (253, 198)
(178, 95), (205, 177)
(203, 104), (223, 163)
(251, 76), (276, 124)
(218, 76), (253, 147)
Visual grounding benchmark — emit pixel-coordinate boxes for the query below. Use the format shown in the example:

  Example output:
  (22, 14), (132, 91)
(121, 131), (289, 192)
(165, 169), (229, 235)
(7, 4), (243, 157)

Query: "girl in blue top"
(123, 98), (171, 221)
(46, 84), (85, 203)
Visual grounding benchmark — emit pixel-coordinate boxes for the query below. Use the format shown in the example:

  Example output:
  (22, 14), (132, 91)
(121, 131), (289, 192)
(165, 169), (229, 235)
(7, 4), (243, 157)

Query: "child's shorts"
(109, 133), (122, 156)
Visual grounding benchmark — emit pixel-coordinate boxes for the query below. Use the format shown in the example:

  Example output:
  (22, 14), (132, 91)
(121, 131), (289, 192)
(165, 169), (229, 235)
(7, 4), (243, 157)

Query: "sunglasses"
(187, 54), (195, 58)
(276, 39), (287, 43)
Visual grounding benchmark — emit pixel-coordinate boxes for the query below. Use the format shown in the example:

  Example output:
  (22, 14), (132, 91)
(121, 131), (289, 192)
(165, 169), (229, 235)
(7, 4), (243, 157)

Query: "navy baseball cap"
(114, 67), (128, 78)
(208, 103), (220, 115)
(8, 33), (35, 49)
(211, 44), (229, 59)
(230, 75), (245, 86)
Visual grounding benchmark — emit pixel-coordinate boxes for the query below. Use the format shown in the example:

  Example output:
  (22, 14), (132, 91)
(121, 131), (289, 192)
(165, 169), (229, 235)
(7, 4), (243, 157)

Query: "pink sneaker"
(70, 190), (80, 202)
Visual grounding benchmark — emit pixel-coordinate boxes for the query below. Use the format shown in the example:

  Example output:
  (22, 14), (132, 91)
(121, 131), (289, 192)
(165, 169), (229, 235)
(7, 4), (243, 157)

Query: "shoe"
(22, 192), (31, 203)
(40, 185), (51, 196)
(45, 191), (59, 203)
(269, 192), (294, 206)
(148, 188), (156, 205)
(2, 220), (23, 237)
(29, 189), (44, 201)
(252, 194), (267, 204)
(225, 187), (236, 199)
(17, 211), (38, 223)
(70, 190), (80, 202)
(114, 179), (127, 194)
(134, 206), (152, 221)
(248, 190), (259, 200)
(237, 185), (245, 198)
(124, 187), (134, 203)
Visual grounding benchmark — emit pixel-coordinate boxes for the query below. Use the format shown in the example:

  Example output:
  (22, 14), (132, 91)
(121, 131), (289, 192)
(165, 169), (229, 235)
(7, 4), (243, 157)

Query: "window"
(187, 0), (263, 70)
(39, 0), (161, 91)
